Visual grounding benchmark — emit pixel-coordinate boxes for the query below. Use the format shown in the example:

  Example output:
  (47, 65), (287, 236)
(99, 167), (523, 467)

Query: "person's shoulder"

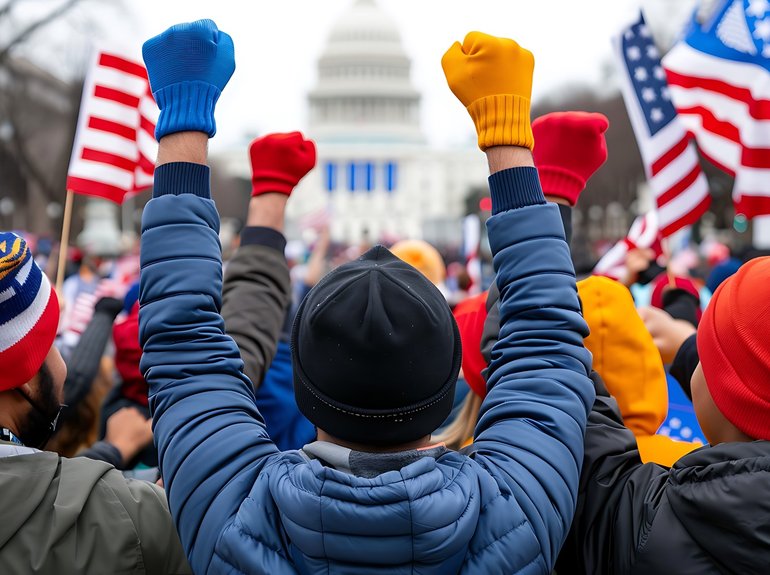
(644, 441), (770, 569)
(53, 453), (163, 506)
(671, 440), (770, 482)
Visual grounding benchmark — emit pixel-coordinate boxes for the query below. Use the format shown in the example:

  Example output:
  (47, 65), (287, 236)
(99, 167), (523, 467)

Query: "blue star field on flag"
(621, 16), (677, 137)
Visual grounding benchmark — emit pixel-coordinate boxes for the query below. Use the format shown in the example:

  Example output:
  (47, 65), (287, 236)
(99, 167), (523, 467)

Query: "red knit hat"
(532, 111), (609, 206)
(452, 291), (488, 398)
(697, 257), (770, 440)
(0, 233), (59, 391)
(113, 302), (148, 407)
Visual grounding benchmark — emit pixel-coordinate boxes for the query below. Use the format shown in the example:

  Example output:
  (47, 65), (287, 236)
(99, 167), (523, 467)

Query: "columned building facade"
(220, 0), (488, 246)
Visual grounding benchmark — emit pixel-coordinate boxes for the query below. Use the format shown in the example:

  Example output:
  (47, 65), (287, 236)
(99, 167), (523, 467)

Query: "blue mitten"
(143, 19), (235, 139)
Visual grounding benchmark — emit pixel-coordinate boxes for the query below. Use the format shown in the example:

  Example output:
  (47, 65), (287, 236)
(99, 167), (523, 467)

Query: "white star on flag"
(627, 46), (642, 60)
(754, 17), (770, 41)
(764, 43), (770, 57)
(642, 87), (657, 102)
(650, 108), (664, 122)
(624, 29), (635, 40)
(748, 0), (770, 18)
(647, 45), (660, 59)
(654, 66), (666, 80)
(639, 24), (652, 38)
(661, 86), (671, 100)
(634, 67), (649, 81)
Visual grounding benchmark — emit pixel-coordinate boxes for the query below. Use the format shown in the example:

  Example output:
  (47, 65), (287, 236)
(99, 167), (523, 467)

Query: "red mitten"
(249, 132), (317, 197)
(532, 111), (609, 206)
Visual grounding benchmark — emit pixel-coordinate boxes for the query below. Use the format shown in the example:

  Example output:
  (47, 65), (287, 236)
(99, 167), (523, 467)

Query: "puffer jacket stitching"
(212, 551), (247, 575)
(401, 470), (414, 573)
(319, 474), (330, 575)
(212, 521), (249, 575)
(467, 516), (529, 559)
(214, 524), (293, 574)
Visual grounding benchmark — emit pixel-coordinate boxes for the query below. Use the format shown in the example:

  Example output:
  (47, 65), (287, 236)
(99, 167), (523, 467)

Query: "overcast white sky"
(14, 0), (699, 151)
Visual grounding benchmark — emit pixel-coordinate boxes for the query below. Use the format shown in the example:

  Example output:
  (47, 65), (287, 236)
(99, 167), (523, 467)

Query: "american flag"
(66, 50), (159, 204)
(663, 0), (770, 219)
(615, 13), (711, 237)
(593, 210), (664, 283)
(58, 278), (127, 350)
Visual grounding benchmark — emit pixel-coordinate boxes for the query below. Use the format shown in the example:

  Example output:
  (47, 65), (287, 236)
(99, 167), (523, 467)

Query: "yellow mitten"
(442, 32), (535, 150)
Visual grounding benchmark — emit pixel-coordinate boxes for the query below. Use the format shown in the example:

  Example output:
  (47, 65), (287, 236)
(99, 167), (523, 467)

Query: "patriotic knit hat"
(0, 233), (59, 391)
(697, 257), (770, 440)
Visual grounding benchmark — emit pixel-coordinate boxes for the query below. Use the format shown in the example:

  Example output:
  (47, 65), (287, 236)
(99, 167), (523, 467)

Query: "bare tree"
(0, 0), (89, 233)
(0, 0), (84, 66)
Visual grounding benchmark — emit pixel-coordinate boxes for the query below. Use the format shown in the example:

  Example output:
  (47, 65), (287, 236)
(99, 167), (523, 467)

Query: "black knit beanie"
(292, 245), (461, 446)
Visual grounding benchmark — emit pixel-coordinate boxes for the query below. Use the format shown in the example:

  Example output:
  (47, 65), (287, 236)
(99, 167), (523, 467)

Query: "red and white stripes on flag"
(593, 211), (664, 282)
(614, 14), (711, 237)
(66, 50), (159, 204)
(662, 0), (770, 219)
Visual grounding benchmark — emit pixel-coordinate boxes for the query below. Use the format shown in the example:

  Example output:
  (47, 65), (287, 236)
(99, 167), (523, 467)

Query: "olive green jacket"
(0, 441), (189, 574)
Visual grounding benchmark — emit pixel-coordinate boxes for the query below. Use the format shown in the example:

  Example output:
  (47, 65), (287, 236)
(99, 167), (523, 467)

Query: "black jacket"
(556, 373), (770, 574)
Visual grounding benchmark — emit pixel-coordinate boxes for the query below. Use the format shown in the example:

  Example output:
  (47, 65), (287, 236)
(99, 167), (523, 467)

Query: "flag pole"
(55, 190), (75, 296)
(662, 236), (676, 289)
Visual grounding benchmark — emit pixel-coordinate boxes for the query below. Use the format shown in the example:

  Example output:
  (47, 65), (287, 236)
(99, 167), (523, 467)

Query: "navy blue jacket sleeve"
(138, 162), (280, 573)
(76, 440), (124, 469)
(470, 167), (595, 572)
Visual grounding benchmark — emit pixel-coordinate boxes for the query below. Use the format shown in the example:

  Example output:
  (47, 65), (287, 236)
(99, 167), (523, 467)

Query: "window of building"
(347, 162), (375, 192)
(385, 161), (398, 193)
(347, 161), (357, 192)
(364, 162), (374, 192)
(324, 162), (337, 193)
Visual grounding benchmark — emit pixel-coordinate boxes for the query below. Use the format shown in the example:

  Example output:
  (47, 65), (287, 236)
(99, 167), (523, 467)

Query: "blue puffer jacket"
(255, 341), (315, 451)
(139, 162), (594, 574)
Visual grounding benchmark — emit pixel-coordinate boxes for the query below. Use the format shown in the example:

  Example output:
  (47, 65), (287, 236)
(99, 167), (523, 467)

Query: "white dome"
(327, 0), (402, 45)
(308, 0), (424, 144)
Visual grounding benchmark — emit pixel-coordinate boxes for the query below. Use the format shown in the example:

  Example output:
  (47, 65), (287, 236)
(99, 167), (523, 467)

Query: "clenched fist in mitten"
(249, 132), (317, 197)
(442, 32), (535, 150)
(532, 112), (609, 206)
(143, 19), (235, 139)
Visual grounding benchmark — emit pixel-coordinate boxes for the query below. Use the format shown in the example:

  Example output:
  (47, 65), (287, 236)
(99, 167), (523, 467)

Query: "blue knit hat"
(706, 257), (742, 294)
(0, 233), (59, 390)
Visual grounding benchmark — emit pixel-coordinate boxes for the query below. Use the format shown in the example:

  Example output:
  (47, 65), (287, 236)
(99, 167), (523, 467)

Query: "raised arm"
(222, 132), (315, 390)
(442, 32), (595, 570)
(139, 20), (279, 573)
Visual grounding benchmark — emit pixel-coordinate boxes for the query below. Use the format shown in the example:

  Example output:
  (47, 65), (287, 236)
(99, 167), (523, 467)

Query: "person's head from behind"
(691, 257), (770, 445)
(0, 233), (65, 449)
(291, 245), (461, 450)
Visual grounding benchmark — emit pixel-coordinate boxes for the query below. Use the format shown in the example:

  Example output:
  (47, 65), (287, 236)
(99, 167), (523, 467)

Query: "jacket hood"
(578, 277), (667, 436)
(578, 277), (700, 466)
(0, 444), (52, 545)
(666, 441), (770, 572)
(269, 450), (481, 571)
